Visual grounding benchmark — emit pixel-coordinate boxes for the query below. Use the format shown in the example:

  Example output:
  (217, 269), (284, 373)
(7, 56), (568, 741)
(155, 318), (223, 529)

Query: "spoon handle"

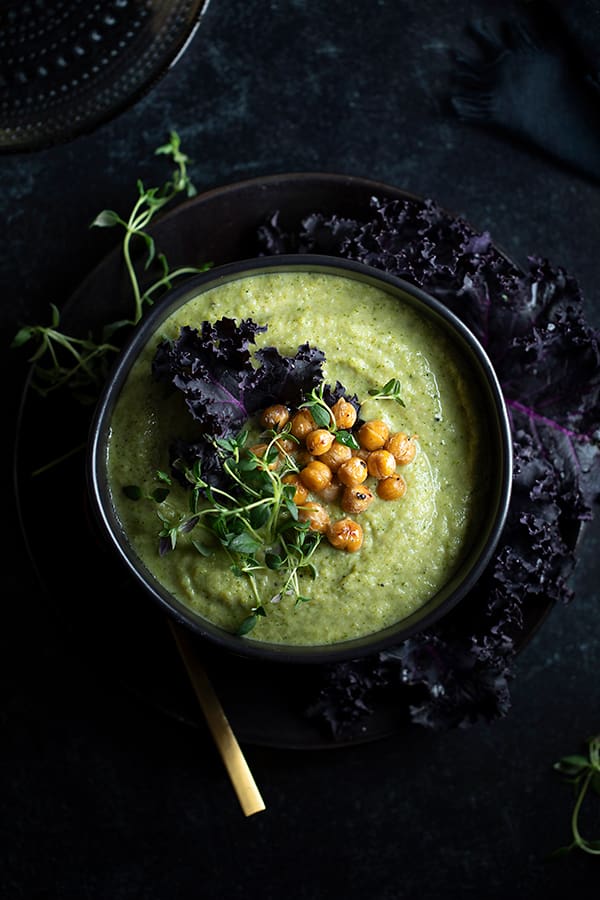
(169, 621), (266, 816)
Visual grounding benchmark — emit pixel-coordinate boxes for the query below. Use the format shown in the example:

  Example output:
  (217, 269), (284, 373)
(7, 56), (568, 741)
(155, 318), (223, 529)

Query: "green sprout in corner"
(552, 734), (600, 858)
(12, 131), (211, 398)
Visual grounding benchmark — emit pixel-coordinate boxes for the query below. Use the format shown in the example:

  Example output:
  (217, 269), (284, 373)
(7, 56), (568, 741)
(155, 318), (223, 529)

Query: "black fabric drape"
(450, 0), (600, 183)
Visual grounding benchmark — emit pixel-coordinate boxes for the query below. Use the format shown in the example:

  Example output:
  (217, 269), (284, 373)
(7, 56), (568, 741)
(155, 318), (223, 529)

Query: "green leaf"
(554, 755), (590, 777)
(285, 498), (299, 520)
(249, 503), (271, 529)
(191, 540), (212, 557)
(141, 232), (156, 268)
(367, 377), (406, 407)
(11, 326), (34, 348)
(310, 403), (331, 428)
(226, 532), (262, 555)
(237, 614), (258, 635)
(90, 209), (121, 228)
(265, 552), (283, 570)
(215, 436), (237, 453)
(335, 430), (360, 449)
(306, 562), (318, 579)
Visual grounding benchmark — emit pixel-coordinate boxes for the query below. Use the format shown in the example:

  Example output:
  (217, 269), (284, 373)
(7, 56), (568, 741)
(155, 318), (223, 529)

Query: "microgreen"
(552, 734), (600, 858)
(365, 378), (406, 407)
(11, 303), (120, 400)
(13, 132), (210, 398)
(127, 426), (323, 634)
(300, 383), (337, 429)
(299, 384), (359, 448)
(90, 131), (210, 326)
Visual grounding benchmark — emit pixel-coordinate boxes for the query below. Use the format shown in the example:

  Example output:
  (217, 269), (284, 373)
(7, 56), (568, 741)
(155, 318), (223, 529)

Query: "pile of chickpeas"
(253, 398), (417, 553)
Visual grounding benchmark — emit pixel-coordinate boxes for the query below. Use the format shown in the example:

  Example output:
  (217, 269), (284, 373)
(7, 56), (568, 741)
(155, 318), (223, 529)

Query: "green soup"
(107, 270), (491, 645)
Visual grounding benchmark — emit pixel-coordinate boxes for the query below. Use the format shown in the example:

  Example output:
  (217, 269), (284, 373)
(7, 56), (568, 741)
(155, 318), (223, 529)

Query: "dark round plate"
(13, 172), (560, 749)
(0, 0), (211, 153)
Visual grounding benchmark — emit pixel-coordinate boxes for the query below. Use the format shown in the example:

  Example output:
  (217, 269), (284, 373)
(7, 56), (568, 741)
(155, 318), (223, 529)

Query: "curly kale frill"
(151, 316), (327, 487)
(260, 194), (600, 736)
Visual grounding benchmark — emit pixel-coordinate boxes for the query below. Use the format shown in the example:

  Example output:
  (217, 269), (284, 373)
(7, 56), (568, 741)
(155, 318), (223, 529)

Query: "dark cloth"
(450, 0), (600, 183)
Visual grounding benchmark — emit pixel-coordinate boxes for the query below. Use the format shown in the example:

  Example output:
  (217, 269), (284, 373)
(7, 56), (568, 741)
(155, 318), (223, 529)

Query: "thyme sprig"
(11, 302), (120, 399)
(300, 378), (406, 449)
(300, 384), (359, 449)
(12, 132), (210, 398)
(365, 377), (406, 406)
(552, 734), (600, 857)
(90, 131), (208, 326)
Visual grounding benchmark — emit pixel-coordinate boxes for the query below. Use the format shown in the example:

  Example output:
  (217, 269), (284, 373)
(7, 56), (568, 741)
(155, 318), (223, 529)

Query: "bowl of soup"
(87, 254), (512, 663)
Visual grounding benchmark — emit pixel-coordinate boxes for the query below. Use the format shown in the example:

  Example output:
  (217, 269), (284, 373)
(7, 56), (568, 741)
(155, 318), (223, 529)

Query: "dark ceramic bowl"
(87, 254), (512, 664)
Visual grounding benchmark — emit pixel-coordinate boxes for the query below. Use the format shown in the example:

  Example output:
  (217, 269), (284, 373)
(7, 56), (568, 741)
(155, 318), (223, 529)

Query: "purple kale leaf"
(153, 317), (325, 439)
(152, 317), (326, 488)
(260, 193), (600, 737)
(153, 318), (267, 437)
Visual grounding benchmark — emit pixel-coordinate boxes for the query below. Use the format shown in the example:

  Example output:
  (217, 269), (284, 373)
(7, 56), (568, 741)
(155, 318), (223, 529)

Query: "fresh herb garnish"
(366, 377), (406, 407)
(552, 735), (600, 858)
(300, 384), (360, 449)
(300, 382), (337, 429)
(126, 425), (324, 633)
(11, 302), (120, 400)
(12, 132), (210, 398)
(90, 131), (209, 326)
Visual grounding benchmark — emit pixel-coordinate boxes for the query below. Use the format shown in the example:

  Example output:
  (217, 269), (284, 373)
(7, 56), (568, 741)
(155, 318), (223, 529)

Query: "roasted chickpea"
(274, 436), (297, 462)
(298, 501), (330, 533)
(337, 456), (368, 487)
(367, 449), (397, 479)
(331, 397), (357, 430)
(248, 443), (278, 470)
(341, 485), (375, 514)
(318, 478), (342, 503)
(326, 517), (364, 552)
(319, 440), (352, 472)
(282, 473), (309, 505)
(295, 448), (315, 468)
(377, 473), (407, 501)
(357, 419), (390, 451)
(290, 408), (317, 440)
(299, 460), (333, 492)
(305, 428), (335, 456)
(260, 404), (290, 431)
(385, 431), (417, 465)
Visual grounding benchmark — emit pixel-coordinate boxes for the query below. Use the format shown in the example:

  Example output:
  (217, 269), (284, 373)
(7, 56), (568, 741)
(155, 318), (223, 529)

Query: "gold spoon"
(169, 621), (266, 816)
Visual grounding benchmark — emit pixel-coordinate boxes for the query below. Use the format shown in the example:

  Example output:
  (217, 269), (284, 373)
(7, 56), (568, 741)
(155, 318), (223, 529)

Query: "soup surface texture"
(107, 270), (490, 645)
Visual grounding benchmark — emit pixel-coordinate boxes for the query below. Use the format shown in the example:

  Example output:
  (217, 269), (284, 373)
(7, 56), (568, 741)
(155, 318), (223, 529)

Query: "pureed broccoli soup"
(106, 269), (491, 645)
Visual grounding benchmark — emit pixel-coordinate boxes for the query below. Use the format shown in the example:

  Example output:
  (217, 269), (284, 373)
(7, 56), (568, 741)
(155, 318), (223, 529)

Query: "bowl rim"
(87, 253), (513, 664)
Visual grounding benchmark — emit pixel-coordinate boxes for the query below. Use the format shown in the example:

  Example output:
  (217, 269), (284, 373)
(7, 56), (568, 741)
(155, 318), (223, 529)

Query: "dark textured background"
(3, 1), (599, 897)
